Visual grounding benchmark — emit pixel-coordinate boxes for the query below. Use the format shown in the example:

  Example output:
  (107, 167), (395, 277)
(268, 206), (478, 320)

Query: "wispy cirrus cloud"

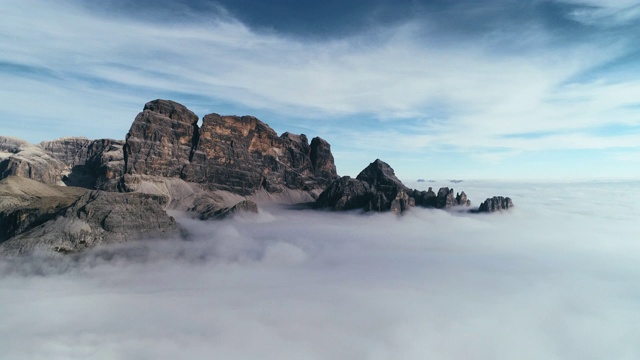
(1, 0), (639, 178)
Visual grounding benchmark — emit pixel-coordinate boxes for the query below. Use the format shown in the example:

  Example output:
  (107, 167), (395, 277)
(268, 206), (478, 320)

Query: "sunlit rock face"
(122, 99), (339, 196)
(0, 136), (66, 185)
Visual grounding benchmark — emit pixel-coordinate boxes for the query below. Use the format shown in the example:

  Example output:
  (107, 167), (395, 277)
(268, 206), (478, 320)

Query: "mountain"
(0, 99), (512, 255)
(315, 159), (473, 213)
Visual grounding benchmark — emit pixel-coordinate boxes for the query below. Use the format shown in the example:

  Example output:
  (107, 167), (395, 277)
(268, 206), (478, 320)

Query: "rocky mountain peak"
(143, 99), (198, 124)
(316, 158), (413, 213)
(356, 159), (405, 189)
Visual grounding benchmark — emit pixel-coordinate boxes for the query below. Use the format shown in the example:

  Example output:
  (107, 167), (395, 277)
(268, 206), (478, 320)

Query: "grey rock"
(0, 176), (86, 242)
(316, 160), (477, 213)
(310, 137), (338, 185)
(0, 177), (179, 255)
(411, 187), (437, 207)
(315, 159), (414, 213)
(123, 100), (339, 196)
(314, 176), (374, 211)
(197, 200), (259, 220)
(477, 196), (514, 213)
(411, 187), (469, 209)
(189, 193), (258, 220)
(40, 137), (124, 190)
(0, 137), (66, 185)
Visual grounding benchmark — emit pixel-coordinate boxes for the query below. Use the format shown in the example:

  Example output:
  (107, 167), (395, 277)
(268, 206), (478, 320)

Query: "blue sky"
(1, 0), (640, 180)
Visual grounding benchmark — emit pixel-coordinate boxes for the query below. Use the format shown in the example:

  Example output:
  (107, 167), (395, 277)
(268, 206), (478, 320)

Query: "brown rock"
(123, 99), (199, 180)
(40, 137), (124, 190)
(123, 101), (338, 197)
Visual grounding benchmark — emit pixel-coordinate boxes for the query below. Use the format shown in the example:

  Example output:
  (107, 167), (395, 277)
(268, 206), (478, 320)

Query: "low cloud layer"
(1, 180), (639, 359)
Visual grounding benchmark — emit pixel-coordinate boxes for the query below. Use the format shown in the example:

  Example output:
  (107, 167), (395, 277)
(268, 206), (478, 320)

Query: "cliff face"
(315, 159), (415, 213)
(123, 100), (339, 196)
(0, 136), (66, 185)
(1, 99), (338, 200)
(123, 100), (199, 179)
(0, 136), (124, 190)
(40, 137), (124, 190)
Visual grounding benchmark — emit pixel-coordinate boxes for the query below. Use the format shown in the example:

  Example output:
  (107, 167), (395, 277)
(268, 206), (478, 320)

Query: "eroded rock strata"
(123, 100), (338, 196)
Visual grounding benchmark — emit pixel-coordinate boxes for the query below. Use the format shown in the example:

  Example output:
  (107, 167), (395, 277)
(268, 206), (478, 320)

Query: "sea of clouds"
(1, 180), (639, 360)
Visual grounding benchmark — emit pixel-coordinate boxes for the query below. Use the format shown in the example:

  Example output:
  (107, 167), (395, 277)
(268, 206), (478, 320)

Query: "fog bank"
(1, 180), (639, 360)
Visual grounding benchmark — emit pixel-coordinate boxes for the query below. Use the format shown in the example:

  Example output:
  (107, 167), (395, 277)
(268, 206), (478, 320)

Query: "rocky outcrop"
(410, 187), (470, 209)
(0, 177), (179, 255)
(40, 137), (124, 190)
(477, 196), (514, 213)
(123, 100), (199, 180)
(0, 136), (66, 185)
(123, 100), (339, 197)
(310, 137), (338, 185)
(0, 136), (124, 190)
(316, 159), (475, 213)
(315, 159), (414, 213)
(0, 176), (86, 243)
(193, 199), (259, 220)
(314, 176), (376, 211)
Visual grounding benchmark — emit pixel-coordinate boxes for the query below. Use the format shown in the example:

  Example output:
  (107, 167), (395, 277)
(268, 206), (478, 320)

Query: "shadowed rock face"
(40, 137), (124, 190)
(310, 137), (337, 185)
(0, 136), (124, 190)
(123, 100), (339, 196)
(315, 159), (476, 213)
(478, 196), (514, 213)
(0, 136), (66, 185)
(315, 159), (414, 213)
(2, 99), (339, 199)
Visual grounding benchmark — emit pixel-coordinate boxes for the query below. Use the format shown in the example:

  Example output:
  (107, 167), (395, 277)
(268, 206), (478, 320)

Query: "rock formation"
(0, 99), (343, 254)
(40, 137), (124, 191)
(477, 196), (514, 213)
(192, 199), (259, 220)
(0, 176), (179, 255)
(0, 136), (124, 190)
(122, 100), (339, 197)
(0, 98), (514, 254)
(316, 159), (414, 213)
(316, 159), (474, 213)
(0, 136), (66, 185)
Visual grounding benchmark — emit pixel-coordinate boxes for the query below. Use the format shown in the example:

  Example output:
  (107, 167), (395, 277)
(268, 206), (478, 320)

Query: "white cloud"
(1, 1), (638, 140)
(558, 0), (640, 25)
(2, 0), (640, 178)
(1, 180), (640, 359)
